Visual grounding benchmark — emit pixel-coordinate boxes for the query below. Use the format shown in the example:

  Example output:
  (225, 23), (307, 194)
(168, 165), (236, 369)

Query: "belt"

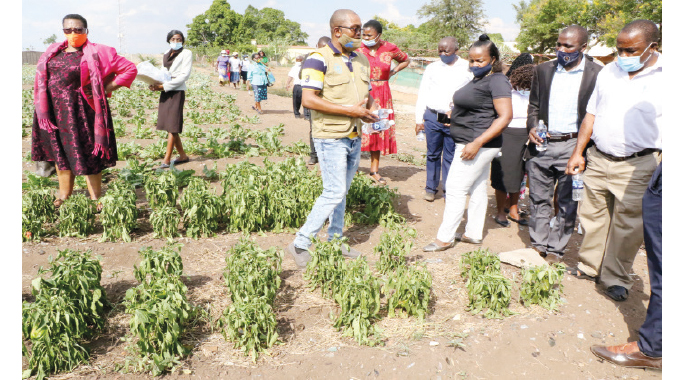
(548, 132), (578, 142)
(426, 107), (448, 119)
(596, 147), (659, 162)
(370, 79), (388, 82)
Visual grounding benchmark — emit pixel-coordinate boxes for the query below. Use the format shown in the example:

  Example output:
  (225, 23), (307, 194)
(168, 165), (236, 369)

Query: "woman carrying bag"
(247, 52), (271, 114)
(149, 29), (192, 168)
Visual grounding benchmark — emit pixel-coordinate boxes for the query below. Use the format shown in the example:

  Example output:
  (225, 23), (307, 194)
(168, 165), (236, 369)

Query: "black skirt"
(490, 128), (529, 193)
(156, 90), (185, 133)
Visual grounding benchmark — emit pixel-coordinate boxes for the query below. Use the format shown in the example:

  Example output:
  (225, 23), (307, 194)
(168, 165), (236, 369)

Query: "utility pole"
(118, 0), (127, 54)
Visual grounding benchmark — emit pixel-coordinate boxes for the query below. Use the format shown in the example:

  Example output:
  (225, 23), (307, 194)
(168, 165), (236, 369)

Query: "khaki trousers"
(577, 147), (660, 289)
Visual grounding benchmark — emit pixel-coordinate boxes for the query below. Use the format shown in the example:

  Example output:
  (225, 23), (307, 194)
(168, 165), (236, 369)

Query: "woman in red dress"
(358, 20), (411, 185)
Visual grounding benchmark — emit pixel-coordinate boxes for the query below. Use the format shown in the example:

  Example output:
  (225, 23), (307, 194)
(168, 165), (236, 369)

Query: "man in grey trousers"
(525, 25), (602, 263)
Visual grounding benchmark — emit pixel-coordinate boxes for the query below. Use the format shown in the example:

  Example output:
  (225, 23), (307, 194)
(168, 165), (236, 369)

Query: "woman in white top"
(149, 29), (192, 168)
(490, 64), (534, 226)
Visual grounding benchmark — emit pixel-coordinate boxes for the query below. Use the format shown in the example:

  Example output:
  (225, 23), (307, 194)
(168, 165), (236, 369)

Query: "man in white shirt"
(229, 52), (241, 89)
(240, 56), (250, 88)
(414, 36), (472, 201)
(566, 20), (662, 303)
(286, 55), (305, 118)
(525, 25), (602, 263)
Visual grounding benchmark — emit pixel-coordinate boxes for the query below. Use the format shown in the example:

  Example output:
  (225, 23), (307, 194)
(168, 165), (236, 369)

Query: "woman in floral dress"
(32, 14), (137, 207)
(357, 19), (411, 185)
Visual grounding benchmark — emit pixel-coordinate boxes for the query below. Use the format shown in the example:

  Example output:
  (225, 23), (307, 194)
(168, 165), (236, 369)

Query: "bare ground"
(20, 65), (660, 380)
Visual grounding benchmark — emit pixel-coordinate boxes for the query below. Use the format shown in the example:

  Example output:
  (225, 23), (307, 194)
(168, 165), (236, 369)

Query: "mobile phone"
(437, 113), (451, 124)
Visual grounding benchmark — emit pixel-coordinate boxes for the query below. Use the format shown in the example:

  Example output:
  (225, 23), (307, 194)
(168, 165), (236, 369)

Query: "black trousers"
(308, 116), (317, 159)
(638, 161), (662, 357)
(292, 84), (302, 116)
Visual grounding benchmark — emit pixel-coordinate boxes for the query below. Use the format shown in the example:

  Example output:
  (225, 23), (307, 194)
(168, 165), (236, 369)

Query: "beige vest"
(311, 45), (371, 139)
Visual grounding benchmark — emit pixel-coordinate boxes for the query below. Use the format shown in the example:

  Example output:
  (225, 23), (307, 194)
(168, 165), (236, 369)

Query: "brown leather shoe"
(590, 342), (661, 370)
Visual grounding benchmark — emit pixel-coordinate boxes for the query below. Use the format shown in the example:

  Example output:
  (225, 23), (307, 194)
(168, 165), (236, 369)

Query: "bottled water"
(536, 120), (548, 152)
(416, 130), (425, 141)
(572, 169), (584, 201)
(362, 108), (395, 133)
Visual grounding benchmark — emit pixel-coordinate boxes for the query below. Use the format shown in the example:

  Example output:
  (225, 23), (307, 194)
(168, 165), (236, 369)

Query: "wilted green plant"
(519, 264), (566, 311)
(58, 194), (95, 237)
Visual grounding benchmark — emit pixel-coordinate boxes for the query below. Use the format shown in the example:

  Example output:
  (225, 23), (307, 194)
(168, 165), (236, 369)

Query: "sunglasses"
(63, 27), (87, 35)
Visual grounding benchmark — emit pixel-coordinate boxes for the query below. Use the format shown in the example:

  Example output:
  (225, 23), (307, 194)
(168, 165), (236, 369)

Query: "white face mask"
(169, 42), (183, 50)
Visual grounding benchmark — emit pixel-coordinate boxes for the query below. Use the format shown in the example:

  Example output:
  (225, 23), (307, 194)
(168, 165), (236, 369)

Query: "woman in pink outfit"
(31, 14), (137, 208)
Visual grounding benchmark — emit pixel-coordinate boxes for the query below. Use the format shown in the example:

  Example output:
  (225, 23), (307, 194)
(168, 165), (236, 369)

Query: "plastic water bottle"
(416, 130), (425, 141)
(375, 108), (393, 119)
(572, 169), (584, 201)
(362, 119), (395, 133)
(536, 120), (548, 152)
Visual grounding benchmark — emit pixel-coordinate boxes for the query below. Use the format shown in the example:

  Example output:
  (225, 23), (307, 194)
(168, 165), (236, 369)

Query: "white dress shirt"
(288, 63), (302, 86)
(587, 53), (662, 157)
(414, 57), (473, 124)
(548, 57), (585, 133)
(241, 59), (250, 71)
(508, 89), (530, 128)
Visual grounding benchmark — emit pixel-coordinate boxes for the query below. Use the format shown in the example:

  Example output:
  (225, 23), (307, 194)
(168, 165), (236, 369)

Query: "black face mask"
(556, 50), (581, 67)
(470, 62), (493, 78)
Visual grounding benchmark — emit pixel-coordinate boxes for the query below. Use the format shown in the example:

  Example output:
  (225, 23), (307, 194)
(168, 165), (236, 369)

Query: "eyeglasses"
(337, 26), (362, 34)
(63, 28), (87, 35)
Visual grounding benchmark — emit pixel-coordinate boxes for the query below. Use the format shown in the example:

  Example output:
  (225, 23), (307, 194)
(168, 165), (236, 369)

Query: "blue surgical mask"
(470, 62), (493, 78)
(518, 89), (530, 97)
(556, 50), (581, 68)
(440, 53), (457, 65)
(617, 43), (653, 72)
(363, 38), (378, 47)
(170, 42), (183, 50)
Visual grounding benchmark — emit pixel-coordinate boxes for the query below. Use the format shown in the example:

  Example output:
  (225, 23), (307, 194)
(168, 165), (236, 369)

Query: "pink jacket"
(72, 42), (137, 107)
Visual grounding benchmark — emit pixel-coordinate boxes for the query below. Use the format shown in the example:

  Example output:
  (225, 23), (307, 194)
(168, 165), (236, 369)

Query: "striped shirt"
(547, 57), (585, 134)
(301, 43), (370, 91)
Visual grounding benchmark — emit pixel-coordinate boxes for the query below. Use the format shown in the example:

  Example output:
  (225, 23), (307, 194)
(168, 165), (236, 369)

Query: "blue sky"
(22, 0), (521, 54)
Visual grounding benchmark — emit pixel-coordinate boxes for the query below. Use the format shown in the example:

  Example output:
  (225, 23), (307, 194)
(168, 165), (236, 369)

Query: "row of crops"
(22, 156), (403, 242)
(22, 231), (566, 379)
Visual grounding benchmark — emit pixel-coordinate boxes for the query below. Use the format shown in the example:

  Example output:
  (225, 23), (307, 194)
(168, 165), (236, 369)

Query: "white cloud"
(260, 0), (278, 9)
(300, 21), (329, 47)
(484, 17), (520, 42)
(367, 0), (419, 27)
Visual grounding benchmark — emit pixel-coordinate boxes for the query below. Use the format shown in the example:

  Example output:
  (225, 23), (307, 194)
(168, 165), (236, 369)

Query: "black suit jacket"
(526, 55), (602, 132)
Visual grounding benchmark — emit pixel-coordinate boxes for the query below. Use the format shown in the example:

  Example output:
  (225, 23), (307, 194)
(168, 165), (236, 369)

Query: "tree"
(515, 0), (662, 53)
(42, 34), (57, 46)
(186, 0), (243, 47)
(186, 0), (308, 50)
(417, 0), (486, 48)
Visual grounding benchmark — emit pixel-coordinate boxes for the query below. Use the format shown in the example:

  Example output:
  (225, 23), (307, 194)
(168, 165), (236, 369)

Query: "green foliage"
(218, 237), (281, 362)
(99, 181), (138, 242)
(123, 245), (196, 376)
(22, 190), (56, 241)
(253, 124), (284, 155)
(515, 0), (662, 52)
(460, 248), (501, 279)
(179, 179), (223, 238)
(304, 238), (347, 298)
(465, 273), (515, 319)
(375, 225), (416, 274)
(22, 172), (58, 192)
(333, 258), (382, 346)
(202, 162), (219, 181)
(395, 152), (426, 166)
(459, 249), (515, 319)
(417, 0), (487, 48)
(218, 296), (279, 362)
(144, 171), (179, 209)
(223, 237), (282, 304)
(140, 140), (167, 160)
(284, 140), (311, 156)
(118, 141), (142, 160)
(150, 206), (181, 239)
(186, 1), (307, 56)
(133, 244), (185, 281)
(58, 194), (95, 237)
(118, 158), (156, 188)
(22, 249), (108, 380)
(345, 172), (404, 226)
(382, 264), (432, 319)
(520, 264), (566, 311)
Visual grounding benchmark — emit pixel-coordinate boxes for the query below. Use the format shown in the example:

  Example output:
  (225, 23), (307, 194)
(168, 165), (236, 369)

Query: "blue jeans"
(424, 110), (455, 194)
(294, 137), (361, 249)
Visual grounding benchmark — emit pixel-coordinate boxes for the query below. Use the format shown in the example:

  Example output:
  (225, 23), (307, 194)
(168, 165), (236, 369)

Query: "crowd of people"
(30, 10), (661, 371)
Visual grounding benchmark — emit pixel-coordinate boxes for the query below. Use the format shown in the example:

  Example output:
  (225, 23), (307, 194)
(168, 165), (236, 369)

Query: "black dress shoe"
(590, 342), (661, 369)
(605, 285), (629, 301)
(544, 253), (562, 264)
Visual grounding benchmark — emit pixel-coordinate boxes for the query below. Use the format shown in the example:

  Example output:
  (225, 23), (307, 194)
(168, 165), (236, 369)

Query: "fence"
(22, 51), (43, 65)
